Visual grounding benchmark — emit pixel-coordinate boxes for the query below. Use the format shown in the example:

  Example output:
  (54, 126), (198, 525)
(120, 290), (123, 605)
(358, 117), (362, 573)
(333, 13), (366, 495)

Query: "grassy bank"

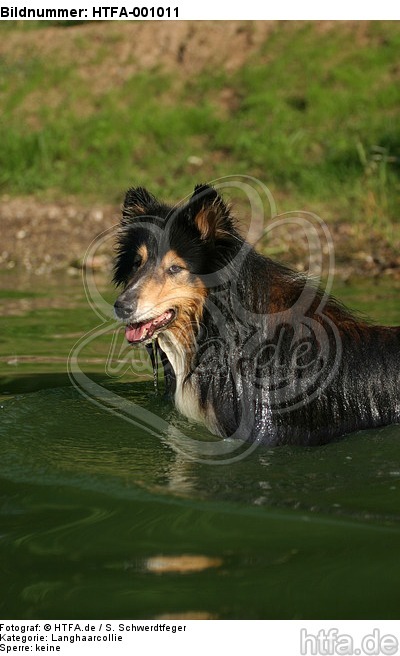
(0, 20), (399, 240)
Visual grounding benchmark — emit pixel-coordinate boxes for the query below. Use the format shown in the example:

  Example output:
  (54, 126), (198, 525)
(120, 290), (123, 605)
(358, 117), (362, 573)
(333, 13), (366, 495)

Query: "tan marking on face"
(160, 250), (187, 271)
(134, 249), (207, 352)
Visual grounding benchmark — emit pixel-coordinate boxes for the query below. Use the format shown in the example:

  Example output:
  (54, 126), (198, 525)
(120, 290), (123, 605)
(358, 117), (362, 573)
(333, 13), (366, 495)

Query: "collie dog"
(113, 184), (400, 446)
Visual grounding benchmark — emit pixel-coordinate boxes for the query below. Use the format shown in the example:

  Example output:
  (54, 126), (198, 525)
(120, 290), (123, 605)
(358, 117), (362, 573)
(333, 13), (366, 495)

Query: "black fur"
(114, 184), (400, 446)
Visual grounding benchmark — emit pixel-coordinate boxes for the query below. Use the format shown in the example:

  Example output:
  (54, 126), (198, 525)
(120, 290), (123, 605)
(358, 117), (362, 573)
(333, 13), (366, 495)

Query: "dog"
(113, 184), (400, 446)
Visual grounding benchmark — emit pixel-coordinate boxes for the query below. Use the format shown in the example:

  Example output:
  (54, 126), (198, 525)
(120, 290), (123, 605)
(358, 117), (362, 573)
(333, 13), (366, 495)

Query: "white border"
(0, 2), (399, 20)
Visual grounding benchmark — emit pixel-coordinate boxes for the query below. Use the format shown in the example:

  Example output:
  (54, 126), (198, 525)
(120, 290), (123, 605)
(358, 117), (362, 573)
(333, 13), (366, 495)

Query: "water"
(1, 272), (400, 619)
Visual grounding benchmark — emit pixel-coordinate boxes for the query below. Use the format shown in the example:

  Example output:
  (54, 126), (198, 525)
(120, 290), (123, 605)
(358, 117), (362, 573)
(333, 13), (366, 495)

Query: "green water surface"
(1, 271), (400, 619)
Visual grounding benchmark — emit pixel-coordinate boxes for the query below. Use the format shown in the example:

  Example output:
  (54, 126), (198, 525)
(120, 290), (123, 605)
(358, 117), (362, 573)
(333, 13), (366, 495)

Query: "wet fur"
(114, 184), (400, 446)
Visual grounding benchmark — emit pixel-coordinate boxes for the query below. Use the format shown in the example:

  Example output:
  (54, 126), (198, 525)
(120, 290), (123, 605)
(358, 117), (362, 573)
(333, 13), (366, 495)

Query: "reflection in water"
(2, 383), (400, 521)
(1, 381), (400, 619)
(145, 554), (223, 574)
(1, 273), (400, 618)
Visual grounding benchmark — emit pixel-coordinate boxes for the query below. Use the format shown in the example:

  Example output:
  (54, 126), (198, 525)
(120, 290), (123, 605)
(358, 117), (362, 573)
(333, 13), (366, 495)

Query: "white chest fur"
(158, 332), (219, 434)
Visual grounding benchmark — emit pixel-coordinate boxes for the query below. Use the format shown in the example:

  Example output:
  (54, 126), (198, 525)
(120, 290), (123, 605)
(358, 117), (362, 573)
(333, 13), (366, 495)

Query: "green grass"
(0, 20), (399, 234)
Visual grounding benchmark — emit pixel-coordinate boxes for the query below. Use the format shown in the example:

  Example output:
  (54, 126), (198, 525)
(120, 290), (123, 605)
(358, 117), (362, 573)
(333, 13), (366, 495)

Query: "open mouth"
(125, 309), (176, 344)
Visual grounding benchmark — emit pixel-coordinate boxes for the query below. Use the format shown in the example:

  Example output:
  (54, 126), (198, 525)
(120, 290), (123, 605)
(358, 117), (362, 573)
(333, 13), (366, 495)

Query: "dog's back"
(193, 250), (400, 445)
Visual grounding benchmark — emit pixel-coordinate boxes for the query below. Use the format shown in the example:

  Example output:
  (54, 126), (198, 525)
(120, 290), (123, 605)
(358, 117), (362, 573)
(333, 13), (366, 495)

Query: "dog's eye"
(167, 264), (184, 275)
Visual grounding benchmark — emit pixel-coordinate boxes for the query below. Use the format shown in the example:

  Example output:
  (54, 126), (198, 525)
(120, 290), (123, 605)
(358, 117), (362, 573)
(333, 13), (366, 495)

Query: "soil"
(1, 193), (399, 281)
(1, 21), (399, 281)
(0, 195), (117, 276)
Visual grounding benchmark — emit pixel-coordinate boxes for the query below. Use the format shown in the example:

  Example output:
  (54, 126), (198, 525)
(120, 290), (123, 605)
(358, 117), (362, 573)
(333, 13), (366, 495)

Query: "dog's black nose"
(114, 299), (132, 321)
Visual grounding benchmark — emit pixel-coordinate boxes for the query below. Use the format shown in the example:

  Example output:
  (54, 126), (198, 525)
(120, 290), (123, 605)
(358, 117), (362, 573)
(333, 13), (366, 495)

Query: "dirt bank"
(1, 195), (399, 281)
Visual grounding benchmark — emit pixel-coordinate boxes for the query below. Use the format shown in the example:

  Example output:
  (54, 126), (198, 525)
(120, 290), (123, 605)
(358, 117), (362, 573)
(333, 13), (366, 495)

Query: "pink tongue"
(125, 311), (173, 343)
(125, 321), (153, 343)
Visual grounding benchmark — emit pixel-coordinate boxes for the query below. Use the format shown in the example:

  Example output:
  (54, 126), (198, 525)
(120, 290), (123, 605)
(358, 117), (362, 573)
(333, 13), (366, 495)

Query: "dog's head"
(113, 184), (237, 345)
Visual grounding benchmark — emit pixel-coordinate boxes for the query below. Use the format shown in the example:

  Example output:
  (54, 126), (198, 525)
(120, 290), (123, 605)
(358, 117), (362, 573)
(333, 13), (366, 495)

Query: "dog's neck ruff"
(158, 330), (219, 434)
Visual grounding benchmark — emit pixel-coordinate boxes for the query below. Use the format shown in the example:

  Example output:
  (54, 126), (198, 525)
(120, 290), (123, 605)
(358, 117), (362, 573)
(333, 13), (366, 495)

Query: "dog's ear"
(190, 184), (231, 241)
(122, 187), (157, 222)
